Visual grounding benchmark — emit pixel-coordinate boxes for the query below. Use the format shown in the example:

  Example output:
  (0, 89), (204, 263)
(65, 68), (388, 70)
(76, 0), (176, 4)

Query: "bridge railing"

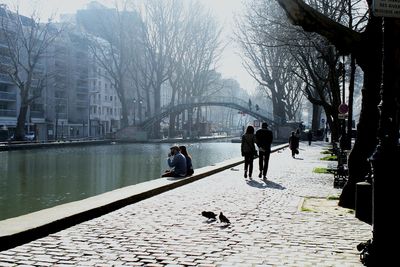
(140, 96), (284, 129)
(162, 96), (282, 124)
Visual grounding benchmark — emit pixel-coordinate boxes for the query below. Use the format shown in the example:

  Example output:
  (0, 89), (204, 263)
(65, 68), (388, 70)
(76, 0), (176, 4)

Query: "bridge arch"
(137, 96), (281, 130)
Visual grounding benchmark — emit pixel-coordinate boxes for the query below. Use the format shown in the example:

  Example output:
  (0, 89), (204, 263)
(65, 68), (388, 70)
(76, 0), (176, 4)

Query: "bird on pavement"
(201, 211), (217, 220)
(219, 212), (230, 224)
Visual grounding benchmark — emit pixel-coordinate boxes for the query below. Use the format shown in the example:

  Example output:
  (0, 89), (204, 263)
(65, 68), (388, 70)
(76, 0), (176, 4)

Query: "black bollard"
(355, 181), (372, 225)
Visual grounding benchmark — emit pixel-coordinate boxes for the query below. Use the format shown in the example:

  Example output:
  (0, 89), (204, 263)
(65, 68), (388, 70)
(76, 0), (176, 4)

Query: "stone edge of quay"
(0, 143), (288, 251)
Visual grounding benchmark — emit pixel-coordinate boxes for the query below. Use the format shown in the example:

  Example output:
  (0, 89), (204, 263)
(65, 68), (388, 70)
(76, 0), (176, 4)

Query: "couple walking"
(241, 122), (273, 180)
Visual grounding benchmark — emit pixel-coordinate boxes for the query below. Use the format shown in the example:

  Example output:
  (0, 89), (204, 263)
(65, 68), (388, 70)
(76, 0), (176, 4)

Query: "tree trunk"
(311, 104), (321, 133)
(120, 99), (129, 128)
(272, 94), (286, 124)
(345, 55), (356, 149)
(169, 113), (176, 138)
(369, 17), (400, 264)
(339, 16), (382, 209)
(152, 83), (161, 138)
(15, 104), (28, 141)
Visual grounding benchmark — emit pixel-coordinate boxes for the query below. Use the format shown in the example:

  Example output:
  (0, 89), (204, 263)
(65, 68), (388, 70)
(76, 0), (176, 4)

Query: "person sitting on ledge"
(161, 145), (187, 177)
(179, 145), (194, 176)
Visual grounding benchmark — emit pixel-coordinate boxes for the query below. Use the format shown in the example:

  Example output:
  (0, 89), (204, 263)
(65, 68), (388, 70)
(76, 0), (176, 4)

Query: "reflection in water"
(0, 142), (240, 220)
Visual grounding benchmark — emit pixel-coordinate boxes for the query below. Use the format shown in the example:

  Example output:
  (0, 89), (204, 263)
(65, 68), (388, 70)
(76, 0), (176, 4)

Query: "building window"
(110, 96), (112, 101)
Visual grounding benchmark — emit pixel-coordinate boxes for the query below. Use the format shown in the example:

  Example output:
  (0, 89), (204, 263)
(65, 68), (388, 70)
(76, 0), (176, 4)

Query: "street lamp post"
(61, 121), (64, 139)
(139, 99), (143, 123)
(133, 98), (136, 126)
(339, 57), (347, 149)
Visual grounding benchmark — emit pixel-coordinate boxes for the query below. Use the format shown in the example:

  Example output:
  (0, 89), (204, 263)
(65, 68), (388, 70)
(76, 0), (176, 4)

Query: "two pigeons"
(201, 211), (230, 224)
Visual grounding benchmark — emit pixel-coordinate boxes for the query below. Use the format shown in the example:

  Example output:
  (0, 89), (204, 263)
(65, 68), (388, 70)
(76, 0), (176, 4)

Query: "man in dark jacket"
(161, 146), (187, 177)
(255, 122), (273, 179)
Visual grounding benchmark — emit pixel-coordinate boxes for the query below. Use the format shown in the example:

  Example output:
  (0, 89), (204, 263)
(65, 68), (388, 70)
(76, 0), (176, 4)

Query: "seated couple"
(161, 145), (194, 178)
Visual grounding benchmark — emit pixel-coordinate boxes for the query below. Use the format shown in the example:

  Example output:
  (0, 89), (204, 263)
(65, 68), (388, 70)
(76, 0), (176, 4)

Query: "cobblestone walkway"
(0, 142), (371, 266)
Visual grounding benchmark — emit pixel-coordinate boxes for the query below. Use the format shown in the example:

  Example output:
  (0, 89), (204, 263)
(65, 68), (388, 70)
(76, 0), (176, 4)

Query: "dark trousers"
(258, 151), (271, 176)
(244, 153), (254, 176)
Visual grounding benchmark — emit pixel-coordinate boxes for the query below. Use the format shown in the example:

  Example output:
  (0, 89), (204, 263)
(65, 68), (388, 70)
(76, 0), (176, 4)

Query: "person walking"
(161, 146), (187, 177)
(289, 131), (300, 158)
(307, 130), (313, 146)
(179, 145), (194, 176)
(255, 122), (273, 180)
(241, 125), (256, 179)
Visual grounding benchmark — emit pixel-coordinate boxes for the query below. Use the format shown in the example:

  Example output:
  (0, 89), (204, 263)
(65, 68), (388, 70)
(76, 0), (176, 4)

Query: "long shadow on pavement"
(246, 179), (286, 190)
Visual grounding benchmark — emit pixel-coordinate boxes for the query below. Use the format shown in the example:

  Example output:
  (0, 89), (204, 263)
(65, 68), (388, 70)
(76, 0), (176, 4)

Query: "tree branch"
(274, 0), (362, 55)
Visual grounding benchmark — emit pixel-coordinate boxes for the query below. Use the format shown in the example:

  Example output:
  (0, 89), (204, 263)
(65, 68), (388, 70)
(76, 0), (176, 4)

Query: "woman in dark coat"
(179, 145), (194, 176)
(241, 125), (256, 178)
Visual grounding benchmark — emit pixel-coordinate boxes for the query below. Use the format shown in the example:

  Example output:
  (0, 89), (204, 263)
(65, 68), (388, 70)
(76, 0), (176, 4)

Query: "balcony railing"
(0, 91), (17, 101)
(0, 109), (16, 117)
(30, 110), (44, 118)
(0, 73), (12, 84)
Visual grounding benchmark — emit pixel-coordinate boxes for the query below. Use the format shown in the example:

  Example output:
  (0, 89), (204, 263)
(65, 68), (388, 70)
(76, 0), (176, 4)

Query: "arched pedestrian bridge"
(137, 96), (282, 130)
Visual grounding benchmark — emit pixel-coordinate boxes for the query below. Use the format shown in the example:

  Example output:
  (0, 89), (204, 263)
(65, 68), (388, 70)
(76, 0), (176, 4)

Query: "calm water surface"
(0, 141), (240, 220)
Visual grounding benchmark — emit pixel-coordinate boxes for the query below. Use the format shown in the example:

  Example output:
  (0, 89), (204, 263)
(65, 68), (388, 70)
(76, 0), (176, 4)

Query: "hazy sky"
(1, 0), (257, 93)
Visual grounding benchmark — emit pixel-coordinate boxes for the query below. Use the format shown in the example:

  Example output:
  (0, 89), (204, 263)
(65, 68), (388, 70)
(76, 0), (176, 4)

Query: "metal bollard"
(355, 181), (372, 225)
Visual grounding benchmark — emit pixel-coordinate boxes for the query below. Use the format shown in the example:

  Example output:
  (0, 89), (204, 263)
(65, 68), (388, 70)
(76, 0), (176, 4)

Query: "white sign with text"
(373, 0), (400, 18)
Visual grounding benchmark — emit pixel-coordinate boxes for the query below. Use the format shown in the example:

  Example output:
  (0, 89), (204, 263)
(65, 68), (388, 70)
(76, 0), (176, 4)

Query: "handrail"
(139, 97), (283, 129)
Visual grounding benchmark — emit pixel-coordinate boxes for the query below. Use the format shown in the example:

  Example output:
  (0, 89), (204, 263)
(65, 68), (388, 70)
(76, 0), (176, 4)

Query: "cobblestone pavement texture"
(0, 142), (371, 266)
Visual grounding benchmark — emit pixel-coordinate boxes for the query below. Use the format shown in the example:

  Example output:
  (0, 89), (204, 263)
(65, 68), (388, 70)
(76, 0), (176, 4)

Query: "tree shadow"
(293, 157), (304, 160)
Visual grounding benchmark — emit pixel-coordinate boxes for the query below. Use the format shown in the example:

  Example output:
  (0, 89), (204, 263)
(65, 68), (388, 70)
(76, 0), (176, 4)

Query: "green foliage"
(320, 155), (337, 161)
(313, 167), (329, 174)
(320, 150), (331, 154)
(301, 207), (316, 212)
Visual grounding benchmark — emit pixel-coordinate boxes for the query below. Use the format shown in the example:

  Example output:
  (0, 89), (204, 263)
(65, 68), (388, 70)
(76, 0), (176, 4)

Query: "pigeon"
(201, 211), (217, 220)
(219, 212), (230, 224)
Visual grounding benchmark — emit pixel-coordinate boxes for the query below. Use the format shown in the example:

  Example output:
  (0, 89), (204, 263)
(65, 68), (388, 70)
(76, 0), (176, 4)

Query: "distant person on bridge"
(255, 122), (273, 180)
(248, 98), (252, 111)
(241, 125), (257, 179)
(179, 145), (194, 176)
(161, 146), (187, 177)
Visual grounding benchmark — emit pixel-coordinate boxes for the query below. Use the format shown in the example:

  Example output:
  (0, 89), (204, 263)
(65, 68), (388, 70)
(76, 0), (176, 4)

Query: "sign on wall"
(373, 0), (400, 18)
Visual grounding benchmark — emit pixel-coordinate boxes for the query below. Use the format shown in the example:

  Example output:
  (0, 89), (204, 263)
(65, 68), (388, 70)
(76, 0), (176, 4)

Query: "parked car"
(8, 132), (35, 141)
(25, 132), (35, 141)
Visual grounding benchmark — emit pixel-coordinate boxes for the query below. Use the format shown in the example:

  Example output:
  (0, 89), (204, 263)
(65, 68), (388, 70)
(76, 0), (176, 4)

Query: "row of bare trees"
(79, 0), (223, 137)
(1, 0), (223, 140)
(236, 0), (365, 143)
(272, 0), (400, 263)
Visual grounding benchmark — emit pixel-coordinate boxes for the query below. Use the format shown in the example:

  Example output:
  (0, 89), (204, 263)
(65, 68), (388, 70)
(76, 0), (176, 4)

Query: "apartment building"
(88, 63), (122, 137)
(44, 30), (90, 140)
(0, 5), (47, 140)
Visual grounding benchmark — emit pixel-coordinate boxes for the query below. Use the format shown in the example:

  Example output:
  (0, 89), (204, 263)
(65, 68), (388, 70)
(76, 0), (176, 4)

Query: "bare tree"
(139, 0), (184, 138)
(77, 2), (142, 128)
(0, 6), (61, 140)
(235, 0), (303, 124)
(275, 0), (400, 263)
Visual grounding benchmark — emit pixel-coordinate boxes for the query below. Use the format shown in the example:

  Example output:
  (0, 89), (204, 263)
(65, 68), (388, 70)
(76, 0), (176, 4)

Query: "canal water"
(0, 141), (240, 220)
